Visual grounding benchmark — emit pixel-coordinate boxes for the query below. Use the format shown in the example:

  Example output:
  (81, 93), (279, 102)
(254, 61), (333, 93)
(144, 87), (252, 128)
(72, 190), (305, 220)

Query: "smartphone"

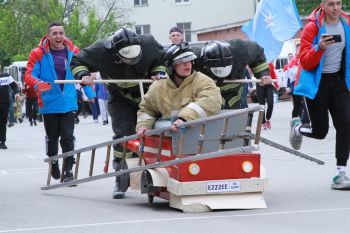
(322, 34), (342, 43)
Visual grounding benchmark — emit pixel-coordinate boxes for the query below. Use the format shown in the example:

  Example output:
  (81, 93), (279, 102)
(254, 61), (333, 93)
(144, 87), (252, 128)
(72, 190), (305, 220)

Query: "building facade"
(91, 0), (259, 44)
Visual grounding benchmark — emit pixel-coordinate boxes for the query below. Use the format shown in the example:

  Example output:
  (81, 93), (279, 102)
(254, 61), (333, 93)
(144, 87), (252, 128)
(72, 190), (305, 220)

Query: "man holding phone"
(290, 0), (350, 190)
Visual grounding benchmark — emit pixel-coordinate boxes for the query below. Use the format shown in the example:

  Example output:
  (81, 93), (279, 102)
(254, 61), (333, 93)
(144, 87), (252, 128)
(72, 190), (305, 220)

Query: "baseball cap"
(169, 26), (183, 34)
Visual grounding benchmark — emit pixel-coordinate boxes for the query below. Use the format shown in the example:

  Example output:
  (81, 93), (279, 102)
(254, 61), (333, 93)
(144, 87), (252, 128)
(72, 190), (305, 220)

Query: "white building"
(91, 0), (259, 44)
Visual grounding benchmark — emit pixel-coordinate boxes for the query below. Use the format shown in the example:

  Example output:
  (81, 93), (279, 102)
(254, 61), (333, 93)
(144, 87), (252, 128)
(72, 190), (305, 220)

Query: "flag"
(242, 0), (302, 62)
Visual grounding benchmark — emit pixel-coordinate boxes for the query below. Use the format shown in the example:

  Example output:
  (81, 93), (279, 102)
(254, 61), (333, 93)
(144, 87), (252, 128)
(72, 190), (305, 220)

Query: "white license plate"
(206, 181), (241, 193)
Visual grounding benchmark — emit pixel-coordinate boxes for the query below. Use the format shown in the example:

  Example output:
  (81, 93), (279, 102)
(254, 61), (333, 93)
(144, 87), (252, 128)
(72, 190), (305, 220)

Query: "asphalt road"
(0, 101), (349, 233)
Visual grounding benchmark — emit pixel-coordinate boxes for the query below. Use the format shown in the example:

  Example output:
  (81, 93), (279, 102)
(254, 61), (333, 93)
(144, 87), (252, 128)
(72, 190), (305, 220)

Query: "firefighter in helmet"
(192, 40), (272, 109)
(136, 42), (222, 135)
(70, 27), (166, 199)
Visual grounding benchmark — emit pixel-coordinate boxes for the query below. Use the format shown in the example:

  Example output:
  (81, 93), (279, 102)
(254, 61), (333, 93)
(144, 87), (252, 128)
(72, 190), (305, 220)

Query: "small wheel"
(148, 192), (154, 206)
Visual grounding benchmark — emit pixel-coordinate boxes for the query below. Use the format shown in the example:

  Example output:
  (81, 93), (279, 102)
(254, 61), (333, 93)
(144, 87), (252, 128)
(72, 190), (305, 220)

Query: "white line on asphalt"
(2, 166), (92, 175)
(1, 207), (350, 232)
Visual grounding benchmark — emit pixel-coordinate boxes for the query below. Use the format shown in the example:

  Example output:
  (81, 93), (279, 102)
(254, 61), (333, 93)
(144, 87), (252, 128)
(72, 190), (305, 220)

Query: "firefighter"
(192, 40), (273, 109)
(136, 42), (222, 135)
(70, 27), (166, 199)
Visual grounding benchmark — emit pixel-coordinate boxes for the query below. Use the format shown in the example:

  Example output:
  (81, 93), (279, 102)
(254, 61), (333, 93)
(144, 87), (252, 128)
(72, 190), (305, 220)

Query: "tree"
(295, 0), (350, 16)
(0, 0), (126, 68)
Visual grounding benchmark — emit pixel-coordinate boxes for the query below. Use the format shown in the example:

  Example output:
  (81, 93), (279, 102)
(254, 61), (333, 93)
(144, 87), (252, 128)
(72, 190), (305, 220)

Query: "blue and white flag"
(242, 0), (302, 62)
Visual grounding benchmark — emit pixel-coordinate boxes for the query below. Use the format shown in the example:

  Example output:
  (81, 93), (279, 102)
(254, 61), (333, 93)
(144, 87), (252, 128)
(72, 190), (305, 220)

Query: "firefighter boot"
(112, 159), (130, 199)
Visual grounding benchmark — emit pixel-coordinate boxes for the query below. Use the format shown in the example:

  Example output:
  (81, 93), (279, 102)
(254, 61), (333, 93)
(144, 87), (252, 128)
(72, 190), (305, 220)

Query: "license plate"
(206, 181), (241, 193)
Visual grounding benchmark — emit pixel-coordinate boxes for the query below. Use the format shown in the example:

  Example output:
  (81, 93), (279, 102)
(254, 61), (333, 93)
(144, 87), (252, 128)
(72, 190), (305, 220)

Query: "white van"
(3, 66), (10, 74)
(273, 39), (300, 88)
(9, 61), (28, 88)
(273, 56), (289, 88)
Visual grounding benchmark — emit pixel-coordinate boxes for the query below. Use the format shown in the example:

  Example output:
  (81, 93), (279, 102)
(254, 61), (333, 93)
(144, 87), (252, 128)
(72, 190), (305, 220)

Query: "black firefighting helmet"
(165, 42), (197, 67)
(164, 42), (197, 76)
(105, 27), (142, 65)
(200, 41), (233, 79)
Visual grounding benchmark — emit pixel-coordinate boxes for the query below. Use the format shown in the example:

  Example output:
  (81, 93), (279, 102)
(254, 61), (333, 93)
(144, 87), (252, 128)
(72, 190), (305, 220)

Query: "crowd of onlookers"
(6, 76), (109, 129)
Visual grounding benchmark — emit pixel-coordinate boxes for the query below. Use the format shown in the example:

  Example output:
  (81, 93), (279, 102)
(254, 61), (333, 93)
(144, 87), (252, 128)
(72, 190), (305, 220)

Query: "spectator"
(23, 82), (38, 126)
(290, 0), (350, 190)
(95, 73), (109, 125)
(0, 72), (19, 149)
(24, 21), (95, 182)
(169, 26), (184, 44)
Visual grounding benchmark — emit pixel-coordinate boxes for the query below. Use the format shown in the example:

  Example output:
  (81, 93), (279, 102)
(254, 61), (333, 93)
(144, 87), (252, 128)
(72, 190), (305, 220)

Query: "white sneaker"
(289, 118), (303, 150)
(331, 171), (350, 190)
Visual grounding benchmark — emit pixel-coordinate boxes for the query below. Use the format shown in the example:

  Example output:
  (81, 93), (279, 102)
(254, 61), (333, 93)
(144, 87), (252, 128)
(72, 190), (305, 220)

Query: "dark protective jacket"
(192, 39), (270, 109)
(71, 34), (166, 106)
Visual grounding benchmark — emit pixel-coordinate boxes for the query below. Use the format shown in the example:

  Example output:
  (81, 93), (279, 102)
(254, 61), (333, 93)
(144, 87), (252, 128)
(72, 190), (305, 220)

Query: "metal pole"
(53, 79), (277, 84)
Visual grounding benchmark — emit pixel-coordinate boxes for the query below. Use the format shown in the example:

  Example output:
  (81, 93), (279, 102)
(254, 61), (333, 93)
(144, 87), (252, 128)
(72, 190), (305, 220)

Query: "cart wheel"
(148, 192), (154, 206)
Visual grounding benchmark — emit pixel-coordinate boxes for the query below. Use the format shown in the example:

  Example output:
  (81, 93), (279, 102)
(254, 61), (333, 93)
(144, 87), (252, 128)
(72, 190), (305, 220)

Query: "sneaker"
(8, 123), (14, 127)
(18, 118), (23, 123)
(0, 142), (8, 149)
(331, 171), (350, 190)
(262, 122), (268, 130)
(266, 120), (271, 129)
(103, 120), (108, 125)
(30, 121), (33, 126)
(33, 121), (37, 126)
(94, 119), (98, 123)
(51, 161), (61, 180)
(289, 118), (303, 150)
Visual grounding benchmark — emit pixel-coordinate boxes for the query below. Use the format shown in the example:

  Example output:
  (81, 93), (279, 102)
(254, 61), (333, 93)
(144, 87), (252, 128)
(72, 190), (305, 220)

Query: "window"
(175, 0), (190, 4)
(274, 58), (288, 70)
(135, 25), (151, 35)
(177, 22), (191, 42)
(134, 0), (148, 6)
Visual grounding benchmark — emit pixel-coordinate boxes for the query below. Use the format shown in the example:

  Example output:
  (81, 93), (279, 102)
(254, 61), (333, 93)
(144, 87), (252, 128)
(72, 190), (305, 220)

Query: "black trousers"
(256, 84), (274, 123)
(301, 72), (350, 166)
(108, 91), (138, 159)
(25, 98), (38, 122)
(43, 112), (76, 157)
(0, 103), (9, 143)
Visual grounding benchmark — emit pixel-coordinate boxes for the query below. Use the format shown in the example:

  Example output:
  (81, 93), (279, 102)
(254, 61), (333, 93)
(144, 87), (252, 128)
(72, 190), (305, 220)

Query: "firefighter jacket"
(294, 6), (350, 99)
(71, 34), (166, 106)
(192, 39), (270, 109)
(136, 71), (222, 130)
(25, 36), (95, 114)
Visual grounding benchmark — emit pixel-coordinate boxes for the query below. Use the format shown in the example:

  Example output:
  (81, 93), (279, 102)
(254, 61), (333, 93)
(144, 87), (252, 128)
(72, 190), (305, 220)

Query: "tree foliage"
(295, 0), (350, 16)
(0, 0), (125, 67)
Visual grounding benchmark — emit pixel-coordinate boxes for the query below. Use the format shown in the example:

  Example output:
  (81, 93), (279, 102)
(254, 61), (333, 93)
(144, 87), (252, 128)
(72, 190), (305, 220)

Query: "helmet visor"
(118, 45), (141, 59)
(172, 51), (197, 65)
(117, 45), (142, 65)
(206, 57), (232, 68)
(210, 65), (232, 78)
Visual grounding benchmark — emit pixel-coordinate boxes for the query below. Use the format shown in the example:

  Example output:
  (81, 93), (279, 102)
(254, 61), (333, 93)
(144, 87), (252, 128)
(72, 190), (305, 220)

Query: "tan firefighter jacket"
(136, 71), (222, 130)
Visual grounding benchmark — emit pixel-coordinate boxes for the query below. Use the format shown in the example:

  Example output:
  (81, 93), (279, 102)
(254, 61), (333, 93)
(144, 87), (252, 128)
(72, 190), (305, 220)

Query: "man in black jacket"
(71, 27), (166, 199)
(192, 40), (272, 109)
(0, 72), (19, 149)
